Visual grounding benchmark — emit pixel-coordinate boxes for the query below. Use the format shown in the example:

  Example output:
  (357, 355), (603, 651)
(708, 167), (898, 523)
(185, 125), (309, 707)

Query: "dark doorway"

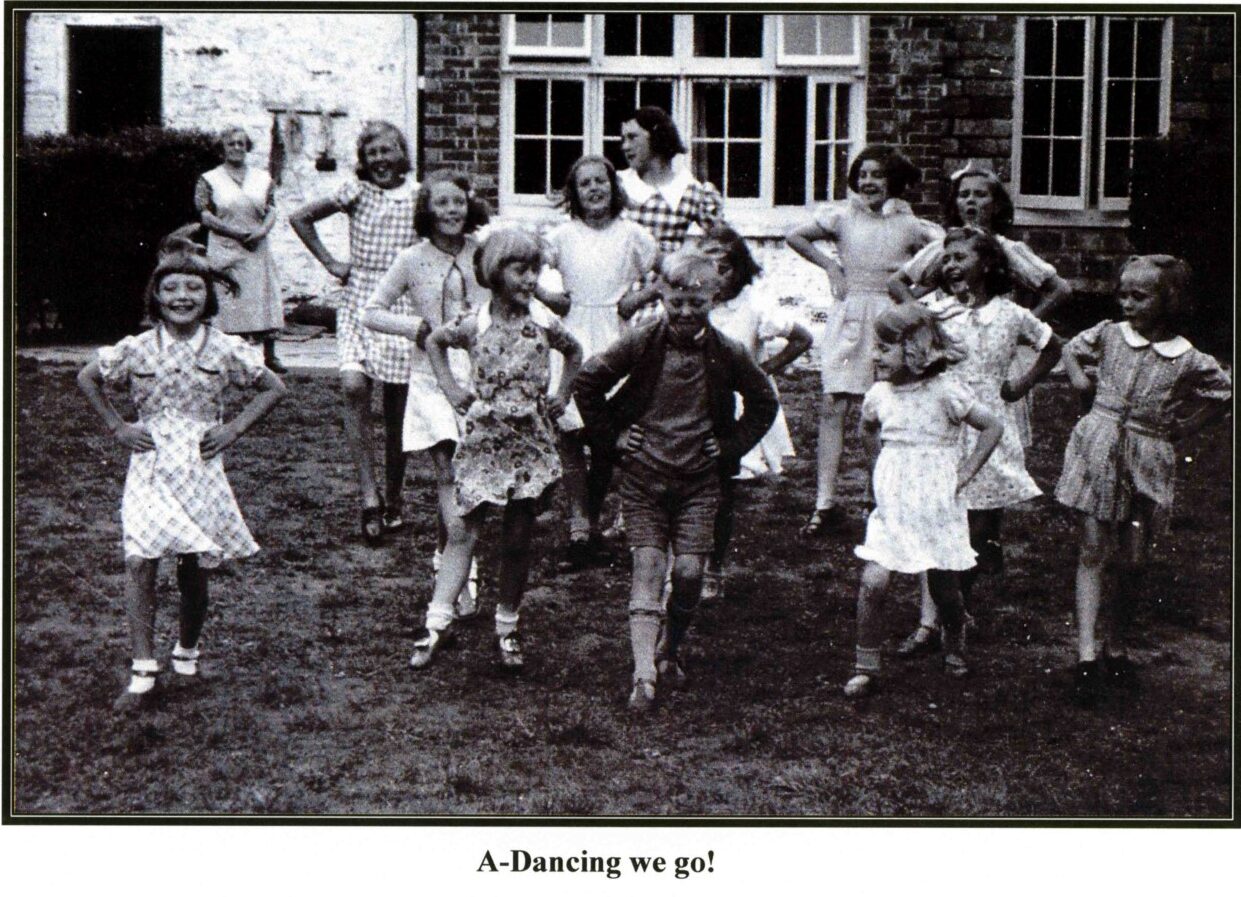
(68, 26), (162, 135)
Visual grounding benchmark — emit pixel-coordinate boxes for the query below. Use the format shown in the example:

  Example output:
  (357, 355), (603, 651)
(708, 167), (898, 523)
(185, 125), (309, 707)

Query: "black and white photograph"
(4, 2), (1235, 858)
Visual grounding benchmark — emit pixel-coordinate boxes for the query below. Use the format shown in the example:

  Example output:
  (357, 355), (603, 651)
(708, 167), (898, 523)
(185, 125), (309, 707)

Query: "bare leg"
(176, 554), (209, 650)
(429, 442), (456, 553)
(496, 499), (537, 617)
(585, 452), (613, 537)
(1110, 498), (1154, 657)
(855, 562), (892, 654)
(124, 556), (159, 660)
(559, 431), (591, 542)
(1074, 515), (1112, 662)
(814, 393), (848, 510)
(381, 382), (409, 514)
(339, 370), (379, 508)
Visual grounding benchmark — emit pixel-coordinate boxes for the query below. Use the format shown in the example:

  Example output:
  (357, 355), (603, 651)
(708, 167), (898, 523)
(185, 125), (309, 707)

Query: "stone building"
(19, 10), (1234, 321)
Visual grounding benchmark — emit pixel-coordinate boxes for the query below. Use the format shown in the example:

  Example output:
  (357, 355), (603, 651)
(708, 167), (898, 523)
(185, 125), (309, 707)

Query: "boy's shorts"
(617, 463), (720, 555)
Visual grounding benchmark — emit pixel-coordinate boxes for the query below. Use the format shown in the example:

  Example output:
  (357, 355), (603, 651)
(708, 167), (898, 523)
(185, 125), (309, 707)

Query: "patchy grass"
(11, 361), (1233, 817)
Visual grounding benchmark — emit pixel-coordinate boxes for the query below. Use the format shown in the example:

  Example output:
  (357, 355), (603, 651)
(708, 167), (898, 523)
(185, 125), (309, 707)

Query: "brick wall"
(418, 13), (502, 209)
(1169, 15), (1234, 146)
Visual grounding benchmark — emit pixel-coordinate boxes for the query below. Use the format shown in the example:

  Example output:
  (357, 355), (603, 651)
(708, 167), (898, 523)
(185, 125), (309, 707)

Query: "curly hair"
(214, 125), (254, 158)
(355, 120), (412, 183)
(624, 106), (687, 160)
(660, 245), (723, 293)
(938, 227), (1013, 299)
(1119, 254), (1194, 321)
(414, 169), (491, 238)
(847, 145), (920, 199)
(873, 303), (967, 379)
(943, 163), (1015, 235)
(473, 227), (543, 292)
(559, 155), (628, 221)
(699, 224), (762, 292)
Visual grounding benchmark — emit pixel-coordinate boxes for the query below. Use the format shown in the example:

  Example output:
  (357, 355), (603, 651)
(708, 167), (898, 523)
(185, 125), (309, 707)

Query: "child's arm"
(1031, 274), (1073, 321)
(957, 404), (1004, 493)
(573, 330), (641, 460)
(761, 322), (813, 376)
(289, 196), (351, 282)
(200, 370), (287, 460)
(534, 265), (571, 317)
(546, 322), (583, 418)
(618, 279), (662, 321)
(785, 221), (847, 299)
(858, 414), (881, 466)
(363, 257), (426, 343)
(427, 322), (475, 413)
(77, 361), (156, 452)
(1001, 334), (1063, 402)
(1172, 357), (1232, 441)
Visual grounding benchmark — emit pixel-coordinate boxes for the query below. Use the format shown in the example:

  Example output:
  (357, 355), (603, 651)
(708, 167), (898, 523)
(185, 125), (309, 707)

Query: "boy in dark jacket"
(574, 246), (777, 711)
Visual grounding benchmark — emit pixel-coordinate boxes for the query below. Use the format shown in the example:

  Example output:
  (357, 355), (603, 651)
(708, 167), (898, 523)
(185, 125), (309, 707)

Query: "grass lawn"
(10, 358), (1233, 817)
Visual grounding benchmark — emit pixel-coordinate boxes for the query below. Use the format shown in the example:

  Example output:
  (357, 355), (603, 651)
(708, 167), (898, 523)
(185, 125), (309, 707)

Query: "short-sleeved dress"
(855, 377), (979, 573)
(903, 233), (1061, 446)
(815, 196), (944, 395)
(708, 284), (799, 476)
(436, 302), (578, 514)
(619, 166), (724, 326)
(96, 325), (268, 567)
(936, 297), (1053, 509)
(1055, 321), (1231, 529)
(196, 166), (283, 335)
(331, 178), (418, 382)
(365, 237), (488, 452)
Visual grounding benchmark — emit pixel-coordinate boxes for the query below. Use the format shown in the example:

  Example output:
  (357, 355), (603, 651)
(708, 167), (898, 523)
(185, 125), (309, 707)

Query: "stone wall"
(22, 11), (416, 298)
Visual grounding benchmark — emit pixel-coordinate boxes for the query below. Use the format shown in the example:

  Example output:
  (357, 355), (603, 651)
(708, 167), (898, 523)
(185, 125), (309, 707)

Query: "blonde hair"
(874, 303), (967, 378)
(473, 227), (542, 291)
(659, 246), (722, 292)
(1119, 254), (1193, 321)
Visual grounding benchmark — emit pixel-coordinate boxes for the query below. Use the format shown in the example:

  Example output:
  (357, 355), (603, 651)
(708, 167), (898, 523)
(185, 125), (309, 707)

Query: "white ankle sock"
(494, 605), (519, 637)
(127, 658), (159, 694)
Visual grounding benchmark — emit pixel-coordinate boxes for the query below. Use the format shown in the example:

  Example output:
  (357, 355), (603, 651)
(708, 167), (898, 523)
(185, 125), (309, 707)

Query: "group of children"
(79, 118), (1231, 715)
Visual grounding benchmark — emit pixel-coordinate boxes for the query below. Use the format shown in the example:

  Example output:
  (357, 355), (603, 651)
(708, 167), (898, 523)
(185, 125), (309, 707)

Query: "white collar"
(620, 166), (696, 210)
(476, 298), (556, 336)
(849, 194), (913, 218)
(1118, 321), (1192, 358)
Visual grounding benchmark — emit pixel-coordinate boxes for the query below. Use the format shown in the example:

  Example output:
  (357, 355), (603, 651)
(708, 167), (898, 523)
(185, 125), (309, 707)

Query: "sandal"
(409, 627), (454, 670)
(382, 500), (410, 534)
(896, 625), (941, 658)
(361, 492), (385, 546)
(802, 506), (847, 537)
(843, 672), (876, 698)
(943, 652), (970, 679)
(628, 678), (657, 712)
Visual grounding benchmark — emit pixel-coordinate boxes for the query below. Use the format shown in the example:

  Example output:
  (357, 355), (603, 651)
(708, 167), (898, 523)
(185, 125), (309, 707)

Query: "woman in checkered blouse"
(78, 246), (287, 711)
(290, 121), (419, 545)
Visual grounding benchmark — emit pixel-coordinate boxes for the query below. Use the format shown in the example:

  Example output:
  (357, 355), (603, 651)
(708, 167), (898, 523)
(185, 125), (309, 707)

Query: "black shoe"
(896, 625), (941, 658)
(1071, 660), (1104, 707)
(361, 492), (385, 546)
(558, 536), (592, 571)
(265, 355), (289, 375)
(802, 505), (848, 537)
(497, 632), (524, 671)
(1104, 653), (1140, 691)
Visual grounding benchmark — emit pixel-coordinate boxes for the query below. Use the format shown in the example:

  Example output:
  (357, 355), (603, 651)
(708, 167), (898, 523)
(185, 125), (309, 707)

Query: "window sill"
(498, 199), (810, 240)
(1013, 207), (1131, 229)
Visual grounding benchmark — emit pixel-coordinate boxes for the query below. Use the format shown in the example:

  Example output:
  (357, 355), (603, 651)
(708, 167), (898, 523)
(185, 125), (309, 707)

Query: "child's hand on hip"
(200, 422), (241, 460)
(545, 395), (566, 420)
(414, 320), (433, 350)
(703, 435), (722, 459)
(616, 425), (645, 454)
(327, 260), (352, 283)
(115, 422), (155, 453)
(999, 377), (1026, 402)
(448, 389), (476, 415)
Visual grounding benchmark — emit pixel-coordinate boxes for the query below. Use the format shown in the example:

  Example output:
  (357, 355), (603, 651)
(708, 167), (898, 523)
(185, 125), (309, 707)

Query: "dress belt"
(1092, 400), (1171, 439)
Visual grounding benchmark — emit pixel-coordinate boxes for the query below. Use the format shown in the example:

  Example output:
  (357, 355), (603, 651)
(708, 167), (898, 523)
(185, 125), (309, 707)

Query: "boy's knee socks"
(629, 611), (661, 682)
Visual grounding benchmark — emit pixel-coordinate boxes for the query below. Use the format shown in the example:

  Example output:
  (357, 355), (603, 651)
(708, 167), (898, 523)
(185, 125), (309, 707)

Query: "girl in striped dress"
(1056, 255), (1231, 704)
(290, 121), (418, 544)
(78, 246), (286, 711)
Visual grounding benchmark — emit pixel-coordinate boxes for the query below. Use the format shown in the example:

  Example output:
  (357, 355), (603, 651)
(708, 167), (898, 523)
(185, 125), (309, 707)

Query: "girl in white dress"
(363, 169), (492, 620)
(543, 155), (658, 565)
(78, 246), (286, 711)
(845, 304), (1002, 697)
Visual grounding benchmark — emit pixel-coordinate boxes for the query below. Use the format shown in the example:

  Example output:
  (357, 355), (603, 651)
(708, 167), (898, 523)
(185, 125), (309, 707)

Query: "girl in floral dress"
(1056, 255), (1230, 704)
(786, 146), (944, 536)
(78, 246), (286, 710)
(290, 121), (418, 543)
(845, 304), (1003, 697)
(410, 229), (583, 672)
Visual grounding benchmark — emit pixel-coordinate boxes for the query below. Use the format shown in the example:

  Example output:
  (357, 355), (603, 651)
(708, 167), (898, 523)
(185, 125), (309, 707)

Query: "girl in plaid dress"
(363, 169), (492, 620)
(290, 121), (418, 544)
(410, 229), (583, 673)
(78, 247), (286, 711)
(1056, 256), (1230, 704)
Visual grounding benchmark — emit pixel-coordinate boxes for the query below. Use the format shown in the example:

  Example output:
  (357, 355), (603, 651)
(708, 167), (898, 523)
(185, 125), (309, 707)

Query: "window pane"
(814, 144), (829, 202)
(640, 14), (674, 56)
(835, 84), (850, 138)
(783, 15), (817, 55)
(549, 14), (585, 48)
(550, 139), (584, 190)
(819, 15), (855, 56)
(1055, 20), (1086, 76)
(1107, 19), (1135, 76)
(730, 15), (764, 57)
(1020, 138), (1051, 194)
(694, 14), (728, 56)
(550, 80), (583, 134)
(1133, 81), (1160, 136)
(1102, 141), (1132, 198)
(1136, 20), (1164, 77)
(1051, 139), (1082, 195)
(696, 84), (726, 138)
(699, 142), (725, 191)
(603, 80), (639, 138)
(728, 143), (762, 197)
(514, 140), (546, 193)
(729, 84), (762, 138)
(1022, 80), (1052, 136)
(514, 15), (547, 47)
(775, 77), (807, 206)
(640, 81), (674, 113)
(833, 144), (850, 199)
(1024, 19), (1053, 76)
(1105, 81), (1133, 136)
(1053, 80), (1084, 136)
(814, 83), (829, 140)
(604, 14), (637, 55)
(514, 80), (547, 135)
(602, 139), (625, 172)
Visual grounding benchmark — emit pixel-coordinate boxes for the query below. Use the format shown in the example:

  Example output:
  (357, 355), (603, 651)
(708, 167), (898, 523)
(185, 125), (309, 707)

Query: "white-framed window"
(1013, 15), (1171, 212)
(508, 13), (592, 58)
(500, 13), (867, 225)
